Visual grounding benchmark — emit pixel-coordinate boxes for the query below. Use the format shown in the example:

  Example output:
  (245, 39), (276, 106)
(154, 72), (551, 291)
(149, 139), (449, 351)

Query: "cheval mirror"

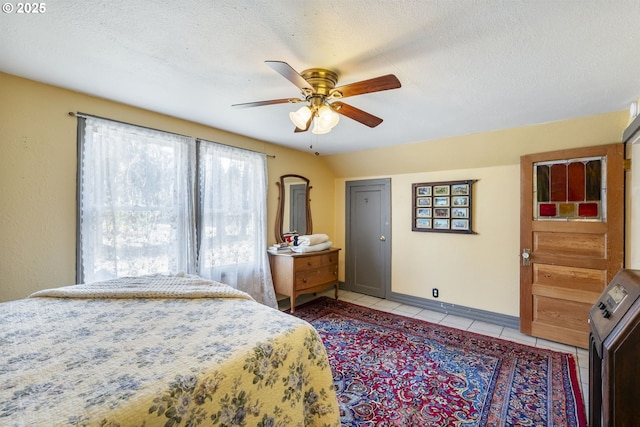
(275, 174), (312, 243)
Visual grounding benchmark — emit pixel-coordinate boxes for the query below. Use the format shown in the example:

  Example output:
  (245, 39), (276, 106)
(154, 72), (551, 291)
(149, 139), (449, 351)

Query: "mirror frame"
(275, 174), (312, 243)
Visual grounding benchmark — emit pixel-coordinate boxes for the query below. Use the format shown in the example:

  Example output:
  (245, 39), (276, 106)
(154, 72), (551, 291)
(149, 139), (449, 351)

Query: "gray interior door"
(345, 178), (391, 298)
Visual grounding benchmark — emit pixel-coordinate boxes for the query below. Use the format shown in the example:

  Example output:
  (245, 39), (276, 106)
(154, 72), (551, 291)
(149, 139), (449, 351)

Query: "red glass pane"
(550, 164), (567, 202)
(567, 162), (585, 202)
(578, 203), (598, 217)
(539, 203), (557, 217)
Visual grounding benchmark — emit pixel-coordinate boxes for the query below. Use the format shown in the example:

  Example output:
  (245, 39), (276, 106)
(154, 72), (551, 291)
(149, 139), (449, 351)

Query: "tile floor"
(279, 288), (590, 412)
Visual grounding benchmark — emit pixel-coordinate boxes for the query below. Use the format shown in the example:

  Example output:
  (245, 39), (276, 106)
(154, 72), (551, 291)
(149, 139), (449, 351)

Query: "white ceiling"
(2, 0), (640, 155)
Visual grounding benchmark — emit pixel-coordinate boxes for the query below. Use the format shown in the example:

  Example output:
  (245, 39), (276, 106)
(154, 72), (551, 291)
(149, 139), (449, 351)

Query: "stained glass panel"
(578, 203), (599, 217)
(550, 164), (567, 201)
(567, 162), (585, 201)
(539, 203), (557, 217)
(559, 203), (576, 217)
(533, 157), (604, 221)
(586, 160), (601, 201)
(536, 165), (549, 202)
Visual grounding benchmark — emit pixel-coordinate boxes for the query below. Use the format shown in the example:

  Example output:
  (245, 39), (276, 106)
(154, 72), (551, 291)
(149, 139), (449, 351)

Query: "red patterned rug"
(290, 297), (587, 427)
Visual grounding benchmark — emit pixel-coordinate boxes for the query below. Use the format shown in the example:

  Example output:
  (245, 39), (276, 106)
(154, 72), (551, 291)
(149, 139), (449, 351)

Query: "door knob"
(380, 235), (386, 241)
(521, 248), (531, 266)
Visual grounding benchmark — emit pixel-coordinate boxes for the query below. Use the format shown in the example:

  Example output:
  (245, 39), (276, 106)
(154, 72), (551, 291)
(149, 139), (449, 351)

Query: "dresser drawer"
(295, 265), (338, 290)
(319, 252), (339, 266)
(294, 256), (323, 270)
(293, 252), (339, 271)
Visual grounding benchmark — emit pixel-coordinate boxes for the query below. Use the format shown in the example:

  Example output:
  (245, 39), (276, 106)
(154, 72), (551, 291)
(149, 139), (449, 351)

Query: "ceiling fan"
(232, 61), (401, 134)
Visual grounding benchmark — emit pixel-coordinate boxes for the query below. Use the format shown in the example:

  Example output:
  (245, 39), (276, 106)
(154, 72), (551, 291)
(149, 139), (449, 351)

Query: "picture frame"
(433, 197), (449, 207)
(433, 208), (450, 218)
(433, 185), (450, 196)
(451, 184), (469, 195)
(415, 218), (431, 229)
(416, 186), (432, 196)
(416, 197), (432, 207)
(451, 207), (468, 218)
(433, 219), (449, 229)
(452, 196), (468, 207)
(411, 179), (477, 234)
(416, 208), (431, 218)
(451, 219), (469, 231)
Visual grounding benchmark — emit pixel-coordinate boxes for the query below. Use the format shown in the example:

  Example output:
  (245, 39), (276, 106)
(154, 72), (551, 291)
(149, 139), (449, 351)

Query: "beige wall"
(327, 111), (630, 317)
(324, 111), (628, 177)
(0, 73), (335, 302)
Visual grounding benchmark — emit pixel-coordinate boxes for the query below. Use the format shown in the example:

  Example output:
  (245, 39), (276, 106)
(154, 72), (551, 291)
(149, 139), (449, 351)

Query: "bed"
(0, 274), (340, 426)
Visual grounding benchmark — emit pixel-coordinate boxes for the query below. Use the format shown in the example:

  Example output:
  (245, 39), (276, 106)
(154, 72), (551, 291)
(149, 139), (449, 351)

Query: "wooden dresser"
(268, 248), (340, 313)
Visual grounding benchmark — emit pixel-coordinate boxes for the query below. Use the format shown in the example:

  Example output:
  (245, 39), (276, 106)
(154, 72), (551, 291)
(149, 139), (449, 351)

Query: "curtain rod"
(68, 111), (276, 158)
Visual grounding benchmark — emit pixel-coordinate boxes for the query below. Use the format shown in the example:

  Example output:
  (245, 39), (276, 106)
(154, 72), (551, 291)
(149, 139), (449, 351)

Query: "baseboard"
(337, 283), (520, 330)
(388, 291), (520, 330)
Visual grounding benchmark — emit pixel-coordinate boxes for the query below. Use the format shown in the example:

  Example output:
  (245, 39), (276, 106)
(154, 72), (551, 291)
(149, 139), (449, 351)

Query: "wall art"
(412, 179), (477, 234)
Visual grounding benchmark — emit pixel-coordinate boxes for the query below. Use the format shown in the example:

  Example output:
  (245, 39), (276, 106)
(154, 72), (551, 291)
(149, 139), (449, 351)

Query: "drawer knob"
(302, 278), (307, 283)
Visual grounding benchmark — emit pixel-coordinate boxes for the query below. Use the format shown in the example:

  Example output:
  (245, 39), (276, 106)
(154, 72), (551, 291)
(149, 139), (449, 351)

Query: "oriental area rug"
(290, 297), (587, 427)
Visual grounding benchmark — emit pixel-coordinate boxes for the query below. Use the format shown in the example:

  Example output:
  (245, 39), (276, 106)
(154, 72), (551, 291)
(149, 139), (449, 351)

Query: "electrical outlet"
(432, 288), (439, 298)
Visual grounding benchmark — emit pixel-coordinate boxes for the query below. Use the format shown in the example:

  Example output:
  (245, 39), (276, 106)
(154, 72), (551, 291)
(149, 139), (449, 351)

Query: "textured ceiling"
(2, 0), (640, 155)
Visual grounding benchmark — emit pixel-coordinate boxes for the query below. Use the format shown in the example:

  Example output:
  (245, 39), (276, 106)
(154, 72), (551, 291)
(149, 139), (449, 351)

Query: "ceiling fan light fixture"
(311, 119), (332, 135)
(311, 105), (340, 134)
(317, 104), (340, 129)
(289, 106), (312, 129)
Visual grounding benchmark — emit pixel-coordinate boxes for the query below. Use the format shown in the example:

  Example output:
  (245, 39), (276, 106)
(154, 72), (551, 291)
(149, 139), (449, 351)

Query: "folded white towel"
(295, 233), (330, 246)
(290, 241), (333, 253)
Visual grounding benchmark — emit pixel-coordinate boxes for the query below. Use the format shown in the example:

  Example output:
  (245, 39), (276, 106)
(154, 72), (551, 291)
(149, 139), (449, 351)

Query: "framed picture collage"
(412, 179), (477, 234)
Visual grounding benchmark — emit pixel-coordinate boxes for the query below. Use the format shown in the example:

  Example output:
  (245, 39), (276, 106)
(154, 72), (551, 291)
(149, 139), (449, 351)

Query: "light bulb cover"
(289, 106), (312, 129)
(312, 119), (331, 134)
(317, 105), (340, 129)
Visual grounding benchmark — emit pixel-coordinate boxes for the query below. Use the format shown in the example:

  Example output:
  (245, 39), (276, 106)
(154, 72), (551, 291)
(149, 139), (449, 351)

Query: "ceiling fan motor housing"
(300, 68), (339, 97)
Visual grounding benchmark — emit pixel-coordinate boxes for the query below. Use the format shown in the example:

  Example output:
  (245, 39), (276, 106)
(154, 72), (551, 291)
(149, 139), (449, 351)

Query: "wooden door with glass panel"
(520, 144), (624, 349)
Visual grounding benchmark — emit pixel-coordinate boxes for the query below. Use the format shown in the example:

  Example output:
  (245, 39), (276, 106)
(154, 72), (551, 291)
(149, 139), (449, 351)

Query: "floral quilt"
(0, 275), (340, 427)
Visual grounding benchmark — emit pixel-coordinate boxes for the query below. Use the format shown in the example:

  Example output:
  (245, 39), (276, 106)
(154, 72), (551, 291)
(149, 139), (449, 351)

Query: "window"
(197, 141), (275, 303)
(77, 116), (276, 307)
(533, 156), (606, 221)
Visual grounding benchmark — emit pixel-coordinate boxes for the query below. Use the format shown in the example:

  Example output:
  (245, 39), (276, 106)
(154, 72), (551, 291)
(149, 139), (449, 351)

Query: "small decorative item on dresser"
(268, 243), (291, 254)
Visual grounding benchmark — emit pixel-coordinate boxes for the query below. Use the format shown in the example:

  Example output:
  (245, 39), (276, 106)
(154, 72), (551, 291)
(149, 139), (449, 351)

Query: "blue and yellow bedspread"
(0, 275), (340, 426)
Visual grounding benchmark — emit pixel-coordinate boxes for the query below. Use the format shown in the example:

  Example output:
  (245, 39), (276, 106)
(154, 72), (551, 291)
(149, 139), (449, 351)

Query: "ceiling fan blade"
(331, 102), (383, 128)
(265, 60), (313, 92)
(231, 98), (300, 108)
(331, 74), (401, 99)
(294, 114), (313, 133)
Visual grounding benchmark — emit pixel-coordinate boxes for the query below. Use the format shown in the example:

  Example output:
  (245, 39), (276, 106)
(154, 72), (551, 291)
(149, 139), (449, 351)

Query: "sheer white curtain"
(197, 141), (277, 308)
(79, 117), (197, 283)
